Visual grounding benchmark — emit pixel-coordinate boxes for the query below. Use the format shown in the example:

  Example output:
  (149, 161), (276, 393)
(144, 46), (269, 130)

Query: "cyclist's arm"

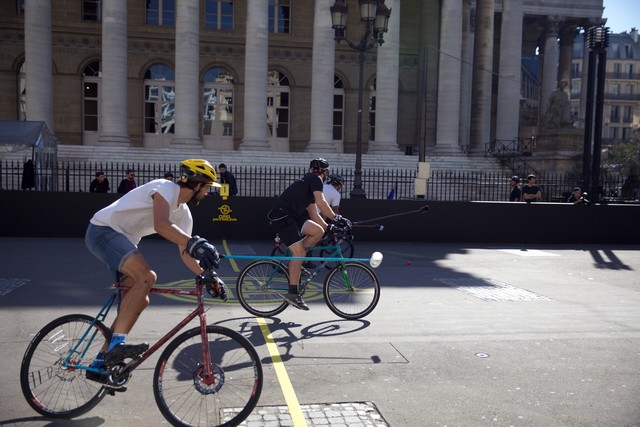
(313, 190), (336, 223)
(179, 247), (205, 275)
(152, 192), (191, 247)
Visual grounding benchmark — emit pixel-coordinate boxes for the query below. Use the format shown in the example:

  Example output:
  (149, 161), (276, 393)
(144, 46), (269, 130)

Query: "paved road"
(1, 237), (639, 426)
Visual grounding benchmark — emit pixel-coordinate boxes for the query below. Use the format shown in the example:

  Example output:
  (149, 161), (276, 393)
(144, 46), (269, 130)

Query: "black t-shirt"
(522, 184), (540, 203)
(509, 187), (521, 202)
(270, 172), (323, 219)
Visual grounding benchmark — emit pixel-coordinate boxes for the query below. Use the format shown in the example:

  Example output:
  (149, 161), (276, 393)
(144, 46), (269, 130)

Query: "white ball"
(370, 251), (383, 268)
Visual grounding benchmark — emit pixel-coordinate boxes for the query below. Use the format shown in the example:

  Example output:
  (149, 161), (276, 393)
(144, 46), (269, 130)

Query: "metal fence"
(1, 159), (637, 203)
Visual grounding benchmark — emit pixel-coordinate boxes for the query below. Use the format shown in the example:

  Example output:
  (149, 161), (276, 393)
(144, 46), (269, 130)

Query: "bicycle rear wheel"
(153, 325), (263, 427)
(323, 262), (380, 320)
(236, 260), (290, 317)
(20, 314), (111, 418)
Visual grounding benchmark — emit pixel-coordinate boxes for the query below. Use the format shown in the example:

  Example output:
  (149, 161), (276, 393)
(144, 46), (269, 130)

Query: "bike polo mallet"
(223, 252), (385, 268)
(352, 205), (429, 226)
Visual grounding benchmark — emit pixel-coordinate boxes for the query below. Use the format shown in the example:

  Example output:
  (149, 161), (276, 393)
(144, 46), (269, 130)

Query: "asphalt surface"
(1, 237), (639, 426)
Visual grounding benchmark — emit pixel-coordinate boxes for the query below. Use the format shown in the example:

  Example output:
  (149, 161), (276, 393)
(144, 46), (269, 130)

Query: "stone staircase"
(53, 145), (510, 175)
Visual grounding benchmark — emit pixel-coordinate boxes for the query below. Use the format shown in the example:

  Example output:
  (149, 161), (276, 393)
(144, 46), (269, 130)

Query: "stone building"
(571, 27), (640, 144)
(0, 0), (604, 170)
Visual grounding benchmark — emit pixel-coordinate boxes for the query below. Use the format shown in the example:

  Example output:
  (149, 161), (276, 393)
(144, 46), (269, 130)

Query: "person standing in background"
(90, 171), (110, 193)
(522, 174), (542, 204)
(218, 163), (238, 196)
(118, 169), (137, 194)
(509, 176), (521, 202)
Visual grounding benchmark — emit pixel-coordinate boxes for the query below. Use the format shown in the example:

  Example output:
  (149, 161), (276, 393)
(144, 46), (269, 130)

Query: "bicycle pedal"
(104, 342), (149, 364)
(105, 382), (128, 394)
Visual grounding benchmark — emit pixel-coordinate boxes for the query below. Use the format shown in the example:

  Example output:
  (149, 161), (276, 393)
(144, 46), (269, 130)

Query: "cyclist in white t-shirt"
(320, 174), (343, 218)
(84, 159), (223, 380)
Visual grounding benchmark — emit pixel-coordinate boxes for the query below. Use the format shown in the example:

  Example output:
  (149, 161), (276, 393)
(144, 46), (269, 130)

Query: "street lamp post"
(330, 0), (391, 198)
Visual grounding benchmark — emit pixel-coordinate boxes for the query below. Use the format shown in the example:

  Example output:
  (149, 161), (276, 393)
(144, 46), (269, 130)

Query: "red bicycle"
(20, 270), (263, 427)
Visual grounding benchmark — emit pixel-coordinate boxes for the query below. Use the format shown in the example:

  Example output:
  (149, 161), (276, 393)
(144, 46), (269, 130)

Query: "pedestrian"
(117, 168), (137, 194)
(84, 159), (223, 382)
(567, 187), (589, 205)
(522, 174), (542, 203)
(267, 158), (351, 310)
(218, 163), (238, 196)
(509, 175), (521, 202)
(164, 171), (174, 181)
(90, 171), (110, 193)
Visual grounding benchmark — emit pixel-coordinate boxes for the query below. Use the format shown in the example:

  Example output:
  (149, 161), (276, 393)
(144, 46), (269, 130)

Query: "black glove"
(333, 215), (352, 229)
(186, 236), (220, 270)
(204, 272), (228, 301)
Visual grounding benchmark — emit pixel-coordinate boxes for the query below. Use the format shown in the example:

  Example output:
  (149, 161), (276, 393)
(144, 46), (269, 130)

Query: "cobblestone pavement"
(235, 402), (389, 427)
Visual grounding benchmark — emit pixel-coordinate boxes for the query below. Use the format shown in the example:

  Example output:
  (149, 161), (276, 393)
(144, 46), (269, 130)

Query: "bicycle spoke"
(324, 262), (380, 320)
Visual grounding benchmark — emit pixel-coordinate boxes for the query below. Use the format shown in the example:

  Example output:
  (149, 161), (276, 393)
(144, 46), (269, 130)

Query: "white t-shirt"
(317, 184), (341, 215)
(91, 179), (193, 245)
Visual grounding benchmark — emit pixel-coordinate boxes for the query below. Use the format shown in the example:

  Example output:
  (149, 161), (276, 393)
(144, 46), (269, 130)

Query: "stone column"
(469, 0), (494, 153)
(173, 0), (201, 146)
(306, 0), (336, 153)
(370, 0), (401, 153)
(240, 0), (270, 151)
(434, 0), (463, 155)
(540, 16), (562, 117)
(24, 0), (54, 131)
(459, 0), (473, 152)
(495, 0), (523, 142)
(98, 0), (130, 145)
(558, 26), (576, 87)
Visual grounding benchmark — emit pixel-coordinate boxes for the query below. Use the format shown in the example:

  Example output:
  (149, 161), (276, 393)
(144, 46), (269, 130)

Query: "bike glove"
(186, 236), (220, 270)
(333, 215), (352, 229)
(204, 272), (228, 301)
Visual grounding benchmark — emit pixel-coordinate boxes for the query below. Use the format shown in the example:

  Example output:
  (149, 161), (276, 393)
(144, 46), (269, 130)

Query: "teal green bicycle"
(234, 226), (382, 320)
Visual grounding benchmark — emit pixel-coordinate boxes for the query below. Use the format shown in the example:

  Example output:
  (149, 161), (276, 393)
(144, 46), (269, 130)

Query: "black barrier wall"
(1, 191), (639, 244)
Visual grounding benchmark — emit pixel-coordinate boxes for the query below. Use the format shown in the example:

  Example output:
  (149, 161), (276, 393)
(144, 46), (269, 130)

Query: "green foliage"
(604, 134), (640, 176)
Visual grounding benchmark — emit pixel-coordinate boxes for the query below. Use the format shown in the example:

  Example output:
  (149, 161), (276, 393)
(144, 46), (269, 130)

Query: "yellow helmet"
(179, 159), (221, 187)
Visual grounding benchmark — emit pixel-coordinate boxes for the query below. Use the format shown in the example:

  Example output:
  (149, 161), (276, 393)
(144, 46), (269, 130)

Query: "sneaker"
(302, 261), (317, 269)
(284, 293), (309, 311)
(104, 342), (149, 365)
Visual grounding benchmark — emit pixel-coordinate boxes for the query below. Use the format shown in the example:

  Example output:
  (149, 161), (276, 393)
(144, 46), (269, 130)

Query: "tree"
(604, 133), (640, 199)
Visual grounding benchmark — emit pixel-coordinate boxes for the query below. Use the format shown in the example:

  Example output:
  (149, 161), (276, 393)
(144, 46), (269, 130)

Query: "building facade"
(0, 0), (604, 167)
(571, 28), (640, 144)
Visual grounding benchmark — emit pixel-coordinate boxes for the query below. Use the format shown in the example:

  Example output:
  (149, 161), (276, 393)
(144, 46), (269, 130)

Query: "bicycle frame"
(63, 282), (214, 378)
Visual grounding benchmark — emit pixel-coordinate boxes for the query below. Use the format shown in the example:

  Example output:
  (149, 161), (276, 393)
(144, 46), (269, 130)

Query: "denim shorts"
(85, 223), (139, 281)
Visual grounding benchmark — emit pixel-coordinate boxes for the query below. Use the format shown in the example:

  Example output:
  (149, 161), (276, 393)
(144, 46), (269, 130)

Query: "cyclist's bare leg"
(286, 240), (306, 289)
(112, 252), (156, 335)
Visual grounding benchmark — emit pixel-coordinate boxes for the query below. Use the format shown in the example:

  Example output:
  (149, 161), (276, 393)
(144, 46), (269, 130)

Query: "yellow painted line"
(221, 239), (308, 427)
(256, 316), (308, 427)
(221, 239), (240, 271)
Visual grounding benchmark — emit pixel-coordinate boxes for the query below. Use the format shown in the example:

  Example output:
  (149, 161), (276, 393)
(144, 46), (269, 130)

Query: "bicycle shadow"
(0, 416), (105, 426)
(214, 316), (374, 365)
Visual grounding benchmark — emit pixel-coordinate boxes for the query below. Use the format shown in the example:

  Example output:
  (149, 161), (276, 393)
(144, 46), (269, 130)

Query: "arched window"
(144, 64), (175, 135)
(82, 61), (101, 133)
(203, 67), (234, 140)
(267, 70), (290, 141)
(333, 75), (344, 141)
(18, 62), (26, 120)
(368, 78), (376, 141)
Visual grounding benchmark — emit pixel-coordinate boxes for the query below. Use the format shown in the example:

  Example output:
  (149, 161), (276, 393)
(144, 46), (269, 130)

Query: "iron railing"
(0, 159), (637, 202)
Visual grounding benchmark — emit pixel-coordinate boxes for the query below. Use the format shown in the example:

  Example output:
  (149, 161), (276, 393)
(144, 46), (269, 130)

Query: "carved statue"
(542, 80), (574, 129)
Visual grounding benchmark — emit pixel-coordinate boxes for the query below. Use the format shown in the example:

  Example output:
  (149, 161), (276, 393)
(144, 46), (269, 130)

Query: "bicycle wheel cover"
(323, 262), (380, 320)
(153, 325), (263, 427)
(20, 314), (110, 418)
(236, 260), (289, 317)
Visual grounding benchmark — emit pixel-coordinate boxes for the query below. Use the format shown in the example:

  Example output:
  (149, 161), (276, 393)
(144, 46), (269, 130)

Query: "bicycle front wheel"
(324, 262), (381, 320)
(20, 314), (111, 418)
(236, 260), (290, 317)
(153, 325), (263, 427)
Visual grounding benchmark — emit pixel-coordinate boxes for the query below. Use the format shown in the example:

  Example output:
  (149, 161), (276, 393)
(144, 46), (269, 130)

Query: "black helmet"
(511, 175), (520, 183)
(328, 174), (344, 186)
(310, 157), (329, 172)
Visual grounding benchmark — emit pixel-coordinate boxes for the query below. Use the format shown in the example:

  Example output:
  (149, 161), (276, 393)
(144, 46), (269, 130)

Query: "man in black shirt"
(218, 163), (238, 196)
(509, 176), (521, 202)
(267, 158), (351, 310)
(90, 171), (110, 193)
(522, 174), (542, 203)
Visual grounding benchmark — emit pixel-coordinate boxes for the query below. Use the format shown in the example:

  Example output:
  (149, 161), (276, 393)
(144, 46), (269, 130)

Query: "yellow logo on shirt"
(213, 204), (237, 222)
